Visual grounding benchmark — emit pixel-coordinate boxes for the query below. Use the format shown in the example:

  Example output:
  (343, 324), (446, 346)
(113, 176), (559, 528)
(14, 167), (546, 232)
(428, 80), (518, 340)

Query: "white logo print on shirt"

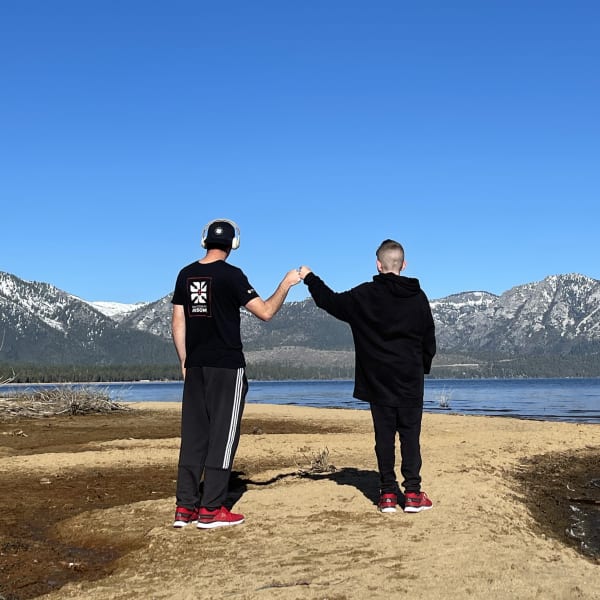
(190, 281), (207, 304)
(188, 277), (211, 316)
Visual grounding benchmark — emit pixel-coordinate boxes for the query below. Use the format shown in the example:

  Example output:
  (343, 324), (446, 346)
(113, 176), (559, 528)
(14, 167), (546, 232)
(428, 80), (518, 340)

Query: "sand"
(1, 402), (598, 599)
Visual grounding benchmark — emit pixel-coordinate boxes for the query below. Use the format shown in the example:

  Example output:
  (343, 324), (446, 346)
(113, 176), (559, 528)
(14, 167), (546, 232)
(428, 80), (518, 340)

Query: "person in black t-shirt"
(171, 219), (300, 529)
(298, 239), (436, 515)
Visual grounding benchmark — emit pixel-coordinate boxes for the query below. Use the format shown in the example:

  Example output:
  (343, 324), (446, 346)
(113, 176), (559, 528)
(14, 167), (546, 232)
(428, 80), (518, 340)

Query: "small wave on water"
(2, 378), (599, 423)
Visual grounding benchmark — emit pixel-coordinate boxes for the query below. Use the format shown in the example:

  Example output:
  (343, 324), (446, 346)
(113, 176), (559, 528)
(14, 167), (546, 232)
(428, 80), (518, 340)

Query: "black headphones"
(201, 218), (241, 250)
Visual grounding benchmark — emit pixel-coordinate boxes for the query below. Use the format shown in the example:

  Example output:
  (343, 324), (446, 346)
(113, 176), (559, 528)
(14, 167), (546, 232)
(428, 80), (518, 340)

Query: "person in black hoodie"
(298, 239), (436, 513)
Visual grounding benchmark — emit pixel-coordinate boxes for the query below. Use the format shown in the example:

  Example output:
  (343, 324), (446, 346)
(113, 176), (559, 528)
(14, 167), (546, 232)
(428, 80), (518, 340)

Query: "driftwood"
(0, 387), (129, 419)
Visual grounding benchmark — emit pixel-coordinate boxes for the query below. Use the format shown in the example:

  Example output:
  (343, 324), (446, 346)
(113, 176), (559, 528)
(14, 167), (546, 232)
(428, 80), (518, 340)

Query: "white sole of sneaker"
(197, 518), (244, 529)
(173, 521), (196, 528)
(378, 507), (397, 513)
(404, 506), (432, 513)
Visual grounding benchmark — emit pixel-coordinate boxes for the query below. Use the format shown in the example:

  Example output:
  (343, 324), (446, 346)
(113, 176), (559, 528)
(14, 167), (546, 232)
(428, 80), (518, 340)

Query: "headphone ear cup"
(231, 237), (240, 250)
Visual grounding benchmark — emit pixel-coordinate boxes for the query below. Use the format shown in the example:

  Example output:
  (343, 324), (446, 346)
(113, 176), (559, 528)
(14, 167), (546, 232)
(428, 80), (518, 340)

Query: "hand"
(284, 269), (302, 287)
(298, 266), (312, 280)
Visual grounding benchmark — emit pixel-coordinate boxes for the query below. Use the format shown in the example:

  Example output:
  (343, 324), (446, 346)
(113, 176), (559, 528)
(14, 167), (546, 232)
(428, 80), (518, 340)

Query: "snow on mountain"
(2, 270), (599, 369)
(0, 272), (173, 364)
(118, 295), (173, 337)
(87, 301), (149, 319)
(431, 273), (600, 354)
(0, 272), (109, 335)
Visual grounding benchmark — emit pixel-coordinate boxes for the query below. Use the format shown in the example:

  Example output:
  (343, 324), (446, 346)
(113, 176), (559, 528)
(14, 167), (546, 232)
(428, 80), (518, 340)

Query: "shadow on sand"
(228, 467), (398, 510)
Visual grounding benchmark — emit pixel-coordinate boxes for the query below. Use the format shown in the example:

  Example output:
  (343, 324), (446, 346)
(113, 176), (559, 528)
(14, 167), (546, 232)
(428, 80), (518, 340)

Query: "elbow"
(258, 311), (275, 322)
(246, 299), (276, 322)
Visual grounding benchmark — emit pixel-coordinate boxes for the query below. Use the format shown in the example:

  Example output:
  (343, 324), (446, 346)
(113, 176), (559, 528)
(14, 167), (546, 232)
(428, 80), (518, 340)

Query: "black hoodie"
(304, 271), (436, 406)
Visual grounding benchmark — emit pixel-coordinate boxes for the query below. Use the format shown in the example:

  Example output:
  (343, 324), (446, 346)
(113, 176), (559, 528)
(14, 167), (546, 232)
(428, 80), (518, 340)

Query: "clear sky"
(1, 1), (598, 304)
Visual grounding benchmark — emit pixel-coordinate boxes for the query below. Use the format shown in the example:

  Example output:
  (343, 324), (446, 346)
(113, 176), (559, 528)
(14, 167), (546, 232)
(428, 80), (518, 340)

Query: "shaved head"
(376, 239), (405, 274)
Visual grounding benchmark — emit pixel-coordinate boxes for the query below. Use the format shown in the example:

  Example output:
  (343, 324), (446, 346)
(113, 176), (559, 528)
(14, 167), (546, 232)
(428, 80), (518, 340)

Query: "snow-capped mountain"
(86, 301), (149, 319)
(431, 291), (499, 350)
(120, 273), (600, 357)
(119, 295), (173, 338)
(0, 272), (173, 365)
(1, 270), (599, 372)
(432, 274), (600, 354)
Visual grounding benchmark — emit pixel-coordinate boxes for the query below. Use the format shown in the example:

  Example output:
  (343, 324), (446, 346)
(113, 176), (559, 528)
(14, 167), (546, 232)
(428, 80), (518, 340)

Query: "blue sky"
(1, 1), (598, 304)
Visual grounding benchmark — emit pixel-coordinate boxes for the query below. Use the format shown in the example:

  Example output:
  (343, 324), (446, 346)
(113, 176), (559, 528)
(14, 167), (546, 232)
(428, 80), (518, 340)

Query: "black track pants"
(176, 366), (247, 510)
(370, 402), (423, 494)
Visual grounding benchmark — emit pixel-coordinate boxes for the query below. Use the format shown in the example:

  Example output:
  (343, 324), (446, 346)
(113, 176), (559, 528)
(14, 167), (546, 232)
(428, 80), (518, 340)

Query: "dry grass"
(296, 446), (337, 474)
(0, 386), (130, 420)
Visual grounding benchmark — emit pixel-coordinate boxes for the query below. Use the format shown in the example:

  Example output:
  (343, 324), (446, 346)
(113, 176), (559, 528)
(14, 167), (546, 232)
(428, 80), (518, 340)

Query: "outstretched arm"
(245, 269), (301, 321)
(298, 265), (351, 323)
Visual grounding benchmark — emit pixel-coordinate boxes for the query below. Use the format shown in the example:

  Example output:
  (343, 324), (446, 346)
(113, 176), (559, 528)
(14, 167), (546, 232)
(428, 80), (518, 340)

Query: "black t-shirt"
(171, 260), (259, 368)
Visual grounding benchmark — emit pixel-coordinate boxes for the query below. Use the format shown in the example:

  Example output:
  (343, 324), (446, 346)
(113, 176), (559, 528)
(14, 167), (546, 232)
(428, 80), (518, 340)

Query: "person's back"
(298, 239), (436, 515)
(173, 259), (256, 369)
(299, 239), (435, 406)
(341, 272), (435, 404)
(171, 218), (300, 530)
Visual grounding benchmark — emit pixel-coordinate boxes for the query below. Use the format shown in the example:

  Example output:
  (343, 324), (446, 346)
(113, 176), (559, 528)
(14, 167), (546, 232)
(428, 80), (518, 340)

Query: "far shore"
(3, 375), (600, 386)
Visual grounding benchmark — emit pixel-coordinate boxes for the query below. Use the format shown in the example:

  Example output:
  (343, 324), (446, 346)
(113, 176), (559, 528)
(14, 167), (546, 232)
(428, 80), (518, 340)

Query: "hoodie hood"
(373, 273), (422, 298)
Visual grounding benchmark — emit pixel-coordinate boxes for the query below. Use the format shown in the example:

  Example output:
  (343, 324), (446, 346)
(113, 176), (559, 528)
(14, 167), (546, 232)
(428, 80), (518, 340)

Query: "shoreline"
(1, 403), (599, 599)
(3, 379), (599, 425)
(3, 375), (600, 384)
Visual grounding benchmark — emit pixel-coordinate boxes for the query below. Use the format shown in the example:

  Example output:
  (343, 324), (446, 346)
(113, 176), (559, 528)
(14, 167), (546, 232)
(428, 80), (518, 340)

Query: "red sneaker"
(404, 491), (433, 513)
(173, 506), (199, 528)
(197, 506), (245, 529)
(378, 493), (398, 513)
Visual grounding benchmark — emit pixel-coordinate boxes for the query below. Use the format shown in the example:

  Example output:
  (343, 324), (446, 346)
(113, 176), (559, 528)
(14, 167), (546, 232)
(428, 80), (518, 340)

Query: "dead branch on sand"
(0, 386), (130, 420)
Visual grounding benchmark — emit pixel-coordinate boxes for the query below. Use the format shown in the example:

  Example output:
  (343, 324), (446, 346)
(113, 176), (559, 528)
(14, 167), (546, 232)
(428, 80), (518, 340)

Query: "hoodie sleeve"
(421, 292), (436, 374)
(304, 272), (352, 323)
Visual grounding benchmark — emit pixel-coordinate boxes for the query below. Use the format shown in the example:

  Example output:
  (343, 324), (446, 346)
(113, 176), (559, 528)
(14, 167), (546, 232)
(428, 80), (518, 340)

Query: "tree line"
(431, 353), (600, 379)
(0, 362), (355, 383)
(1, 352), (598, 384)
(0, 363), (182, 383)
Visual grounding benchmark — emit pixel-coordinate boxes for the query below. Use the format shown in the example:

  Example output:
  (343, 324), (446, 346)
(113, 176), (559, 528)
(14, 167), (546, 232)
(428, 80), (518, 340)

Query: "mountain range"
(1, 271), (599, 378)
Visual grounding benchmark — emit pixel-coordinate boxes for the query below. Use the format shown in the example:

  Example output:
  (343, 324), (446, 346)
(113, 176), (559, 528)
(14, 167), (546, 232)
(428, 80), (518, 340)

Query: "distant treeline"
(1, 353), (598, 384)
(246, 363), (354, 381)
(431, 353), (600, 379)
(0, 364), (182, 384)
(0, 362), (354, 383)
(0, 364), (355, 384)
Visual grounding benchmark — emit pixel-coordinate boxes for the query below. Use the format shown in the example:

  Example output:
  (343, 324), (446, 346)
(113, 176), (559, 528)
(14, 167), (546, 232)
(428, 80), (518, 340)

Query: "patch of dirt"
(0, 464), (176, 600)
(511, 447), (600, 560)
(0, 410), (354, 600)
(1, 410), (597, 600)
(0, 410), (352, 455)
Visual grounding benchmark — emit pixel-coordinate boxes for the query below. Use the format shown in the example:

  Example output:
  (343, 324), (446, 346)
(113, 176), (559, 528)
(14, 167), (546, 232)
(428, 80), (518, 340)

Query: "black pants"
(176, 366), (247, 510)
(370, 402), (423, 494)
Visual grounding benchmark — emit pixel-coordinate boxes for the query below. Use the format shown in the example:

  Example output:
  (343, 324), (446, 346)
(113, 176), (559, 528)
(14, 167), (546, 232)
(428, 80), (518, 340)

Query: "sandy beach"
(1, 402), (598, 599)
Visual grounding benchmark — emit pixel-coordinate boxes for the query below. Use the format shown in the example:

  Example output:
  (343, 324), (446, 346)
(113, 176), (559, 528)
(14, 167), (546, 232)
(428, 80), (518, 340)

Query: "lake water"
(2, 377), (598, 558)
(4, 378), (598, 423)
